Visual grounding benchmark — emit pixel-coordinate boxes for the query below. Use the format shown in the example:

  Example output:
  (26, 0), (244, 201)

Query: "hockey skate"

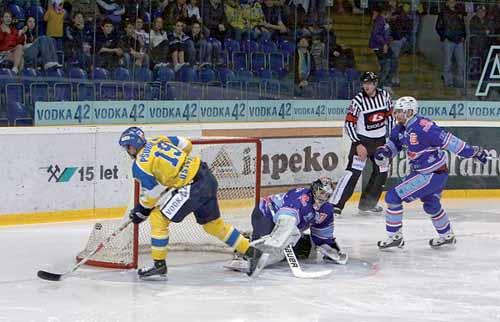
(319, 239), (348, 265)
(358, 205), (384, 216)
(377, 231), (405, 250)
(429, 233), (456, 249)
(223, 252), (250, 273)
(245, 246), (269, 278)
(138, 260), (167, 281)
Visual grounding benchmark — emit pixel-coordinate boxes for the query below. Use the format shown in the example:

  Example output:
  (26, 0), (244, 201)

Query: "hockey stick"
(37, 219), (133, 281)
(283, 245), (332, 279)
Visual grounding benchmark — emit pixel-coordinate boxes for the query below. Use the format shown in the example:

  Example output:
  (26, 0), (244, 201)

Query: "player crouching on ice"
(226, 177), (348, 276)
(119, 127), (264, 280)
(374, 96), (488, 249)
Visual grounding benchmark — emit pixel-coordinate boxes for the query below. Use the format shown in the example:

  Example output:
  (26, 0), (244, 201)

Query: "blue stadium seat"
(263, 79), (281, 99)
(7, 101), (32, 126)
(224, 39), (240, 57)
(241, 40), (259, 54)
(134, 67), (153, 82)
(269, 52), (287, 78)
(259, 40), (278, 54)
(187, 82), (204, 100)
(199, 68), (216, 83)
(205, 82), (223, 100)
(155, 66), (175, 83)
(100, 82), (119, 100)
(225, 81), (243, 100)
(77, 82), (96, 101)
(123, 82), (141, 100)
(250, 52), (266, 74)
(258, 69), (274, 79)
(279, 40), (296, 63)
(178, 66), (196, 82)
(68, 67), (88, 80)
(313, 69), (330, 82)
(22, 68), (38, 87)
(30, 82), (49, 106)
(216, 67), (235, 84)
(232, 52), (248, 71)
(144, 82), (162, 100)
(0, 68), (15, 90)
(44, 68), (64, 86)
(9, 4), (25, 21)
(113, 67), (131, 81)
(316, 81), (332, 99)
(236, 70), (253, 82)
(245, 81), (261, 100)
(54, 83), (72, 101)
(92, 67), (110, 81)
(6, 83), (25, 104)
(165, 82), (185, 100)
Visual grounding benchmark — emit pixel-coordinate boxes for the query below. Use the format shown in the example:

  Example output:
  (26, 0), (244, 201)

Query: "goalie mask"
(311, 177), (334, 208)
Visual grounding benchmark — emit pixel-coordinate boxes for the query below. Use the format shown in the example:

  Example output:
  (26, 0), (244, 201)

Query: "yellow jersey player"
(118, 127), (264, 280)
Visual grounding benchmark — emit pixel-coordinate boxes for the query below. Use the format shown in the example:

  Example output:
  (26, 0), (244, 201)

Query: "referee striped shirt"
(345, 88), (394, 143)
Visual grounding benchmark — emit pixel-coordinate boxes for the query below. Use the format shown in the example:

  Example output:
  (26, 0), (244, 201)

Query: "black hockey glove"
(472, 146), (488, 165)
(129, 204), (153, 224)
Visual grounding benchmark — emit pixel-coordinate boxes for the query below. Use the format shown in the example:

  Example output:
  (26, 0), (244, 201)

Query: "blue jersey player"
(226, 177), (348, 274)
(374, 97), (488, 249)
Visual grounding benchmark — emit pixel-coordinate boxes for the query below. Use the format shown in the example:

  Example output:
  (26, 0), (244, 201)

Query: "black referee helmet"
(361, 71), (378, 83)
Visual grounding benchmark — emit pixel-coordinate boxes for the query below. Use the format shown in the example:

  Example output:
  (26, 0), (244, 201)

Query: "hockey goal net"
(76, 137), (261, 269)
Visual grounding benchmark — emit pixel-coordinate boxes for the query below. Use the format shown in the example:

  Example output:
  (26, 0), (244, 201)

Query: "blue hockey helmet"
(118, 127), (147, 151)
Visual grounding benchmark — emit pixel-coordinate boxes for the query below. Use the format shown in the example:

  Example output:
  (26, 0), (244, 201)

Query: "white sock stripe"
(330, 171), (353, 205)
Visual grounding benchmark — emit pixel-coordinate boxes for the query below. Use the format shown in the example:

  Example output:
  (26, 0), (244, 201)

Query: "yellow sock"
(150, 209), (171, 261)
(202, 218), (250, 254)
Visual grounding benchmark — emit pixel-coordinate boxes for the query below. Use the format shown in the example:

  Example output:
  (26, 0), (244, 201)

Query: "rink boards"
(1, 121), (499, 226)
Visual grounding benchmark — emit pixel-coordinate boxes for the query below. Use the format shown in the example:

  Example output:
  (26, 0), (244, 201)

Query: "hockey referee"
(330, 71), (394, 216)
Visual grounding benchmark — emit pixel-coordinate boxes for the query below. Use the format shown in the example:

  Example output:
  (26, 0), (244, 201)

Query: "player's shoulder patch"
(418, 118), (433, 132)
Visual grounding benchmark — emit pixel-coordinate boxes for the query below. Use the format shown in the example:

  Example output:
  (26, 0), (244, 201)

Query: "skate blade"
(223, 261), (250, 273)
(378, 240), (405, 251)
(139, 274), (168, 281)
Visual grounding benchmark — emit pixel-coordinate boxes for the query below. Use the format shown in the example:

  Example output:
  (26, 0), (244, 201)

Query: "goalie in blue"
(225, 177), (348, 274)
(374, 96), (488, 249)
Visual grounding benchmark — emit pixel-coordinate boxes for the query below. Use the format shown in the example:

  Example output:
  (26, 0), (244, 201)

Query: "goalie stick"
(283, 245), (332, 279)
(37, 219), (133, 281)
(263, 203), (332, 279)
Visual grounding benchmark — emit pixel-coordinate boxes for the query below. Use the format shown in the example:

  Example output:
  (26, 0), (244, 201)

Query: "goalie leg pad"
(293, 234), (313, 260)
(258, 215), (300, 253)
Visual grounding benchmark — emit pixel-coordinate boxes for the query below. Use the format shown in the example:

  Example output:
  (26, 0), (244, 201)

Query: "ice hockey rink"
(1, 198), (499, 322)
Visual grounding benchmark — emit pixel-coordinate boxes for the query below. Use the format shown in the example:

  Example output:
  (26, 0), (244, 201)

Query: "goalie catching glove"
(129, 203), (153, 224)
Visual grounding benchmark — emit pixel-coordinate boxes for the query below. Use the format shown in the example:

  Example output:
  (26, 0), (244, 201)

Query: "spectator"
(190, 21), (211, 66)
(245, 0), (270, 41)
(187, 0), (202, 25)
(71, 0), (96, 23)
(169, 20), (190, 71)
(95, 18), (124, 69)
(261, 0), (288, 41)
(121, 20), (149, 69)
(64, 11), (93, 70)
(22, 15), (61, 70)
(225, 0), (253, 41)
(308, 0), (327, 26)
(294, 36), (315, 97)
(369, 6), (394, 89)
(389, 4), (412, 87)
(165, 0), (189, 31)
(310, 31), (327, 70)
(435, 0), (465, 88)
(134, 17), (149, 47)
(43, 0), (65, 44)
(469, 5), (491, 63)
(96, 0), (125, 24)
(122, 0), (146, 23)
(0, 11), (24, 74)
(201, 0), (228, 41)
(488, 3), (500, 35)
(149, 16), (170, 68)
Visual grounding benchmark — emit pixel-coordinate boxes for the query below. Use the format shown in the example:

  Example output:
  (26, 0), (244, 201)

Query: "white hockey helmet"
(394, 96), (418, 114)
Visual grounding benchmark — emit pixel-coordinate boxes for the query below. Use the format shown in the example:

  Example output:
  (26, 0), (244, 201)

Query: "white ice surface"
(1, 199), (500, 322)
